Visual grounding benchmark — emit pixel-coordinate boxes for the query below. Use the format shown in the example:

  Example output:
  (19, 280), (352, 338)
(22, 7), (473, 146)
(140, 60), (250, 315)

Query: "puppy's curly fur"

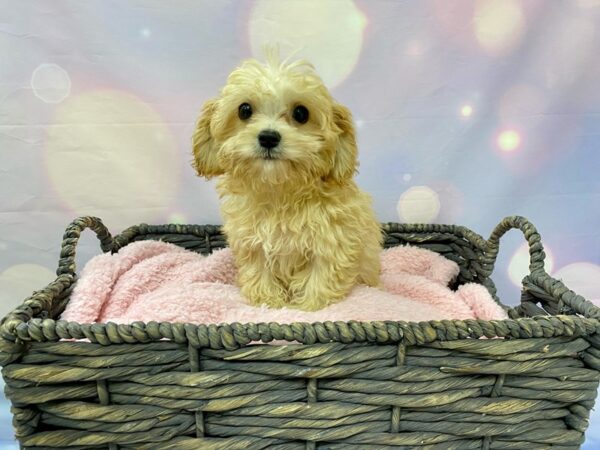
(192, 55), (382, 311)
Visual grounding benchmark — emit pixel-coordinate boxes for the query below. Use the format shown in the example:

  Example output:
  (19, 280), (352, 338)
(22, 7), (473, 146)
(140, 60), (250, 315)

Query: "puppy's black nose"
(258, 129), (281, 149)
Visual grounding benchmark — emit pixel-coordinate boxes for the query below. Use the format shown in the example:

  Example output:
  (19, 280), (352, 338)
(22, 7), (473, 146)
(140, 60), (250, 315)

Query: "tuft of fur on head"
(192, 54), (358, 190)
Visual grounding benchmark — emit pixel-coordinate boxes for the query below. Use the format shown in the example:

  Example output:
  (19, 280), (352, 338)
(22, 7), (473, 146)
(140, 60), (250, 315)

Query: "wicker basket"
(1, 216), (599, 449)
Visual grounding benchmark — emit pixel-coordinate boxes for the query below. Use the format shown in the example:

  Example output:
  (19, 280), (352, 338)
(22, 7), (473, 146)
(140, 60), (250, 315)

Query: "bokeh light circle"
(248, 0), (366, 88)
(430, 181), (465, 223)
(474, 0), (525, 55)
(31, 63), (71, 104)
(397, 186), (441, 223)
(508, 242), (555, 287)
(461, 105), (473, 117)
(45, 90), (180, 229)
(497, 129), (521, 152)
(553, 263), (600, 301)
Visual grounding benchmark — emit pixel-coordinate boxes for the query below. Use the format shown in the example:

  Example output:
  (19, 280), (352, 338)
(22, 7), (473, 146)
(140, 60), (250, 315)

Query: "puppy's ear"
(192, 99), (223, 178)
(329, 102), (358, 183)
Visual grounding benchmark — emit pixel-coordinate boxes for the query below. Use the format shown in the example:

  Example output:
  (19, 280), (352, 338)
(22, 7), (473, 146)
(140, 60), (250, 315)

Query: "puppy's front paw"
(285, 251), (364, 310)
(289, 278), (349, 311)
(238, 269), (289, 308)
(289, 292), (338, 312)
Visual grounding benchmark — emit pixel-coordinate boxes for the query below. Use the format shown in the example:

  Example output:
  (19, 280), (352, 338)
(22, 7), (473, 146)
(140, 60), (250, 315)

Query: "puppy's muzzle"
(258, 129), (281, 153)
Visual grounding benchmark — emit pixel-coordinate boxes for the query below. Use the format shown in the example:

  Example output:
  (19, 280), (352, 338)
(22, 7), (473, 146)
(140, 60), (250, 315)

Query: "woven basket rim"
(1, 216), (599, 358)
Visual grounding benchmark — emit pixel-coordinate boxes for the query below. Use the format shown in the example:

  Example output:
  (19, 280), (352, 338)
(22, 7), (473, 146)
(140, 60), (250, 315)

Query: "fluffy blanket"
(60, 241), (507, 324)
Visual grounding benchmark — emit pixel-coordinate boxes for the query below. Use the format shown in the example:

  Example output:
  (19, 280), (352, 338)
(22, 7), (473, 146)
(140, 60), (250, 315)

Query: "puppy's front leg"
(289, 254), (358, 311)
(237, 257), (288, 308)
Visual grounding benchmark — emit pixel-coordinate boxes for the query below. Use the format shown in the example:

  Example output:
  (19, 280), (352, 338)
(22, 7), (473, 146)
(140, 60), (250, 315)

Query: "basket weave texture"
(1, 216), (599, 449)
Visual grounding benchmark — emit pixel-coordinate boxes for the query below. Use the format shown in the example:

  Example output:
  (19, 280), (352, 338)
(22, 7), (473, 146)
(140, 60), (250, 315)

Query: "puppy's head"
(192, 56), (358, 187)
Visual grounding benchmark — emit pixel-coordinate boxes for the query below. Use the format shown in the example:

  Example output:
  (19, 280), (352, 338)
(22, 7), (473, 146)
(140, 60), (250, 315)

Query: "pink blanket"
(61, 241), (507, 325)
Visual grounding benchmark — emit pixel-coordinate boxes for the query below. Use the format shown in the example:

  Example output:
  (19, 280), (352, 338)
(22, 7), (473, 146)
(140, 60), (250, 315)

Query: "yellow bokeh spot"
(45, 90), (180, 229)
(461, 105), (473, 117)
(397, 186), (441, 223)
(249, 0), (366, 88)
(508, 243), (554, 287)
(474, 0), (525, 55)
(497, 129), (521, 152)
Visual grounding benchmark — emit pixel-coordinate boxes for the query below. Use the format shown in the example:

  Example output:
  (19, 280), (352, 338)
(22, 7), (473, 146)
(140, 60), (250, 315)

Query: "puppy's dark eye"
(292, 105), (309, 124)
(238, 103), (252, 120)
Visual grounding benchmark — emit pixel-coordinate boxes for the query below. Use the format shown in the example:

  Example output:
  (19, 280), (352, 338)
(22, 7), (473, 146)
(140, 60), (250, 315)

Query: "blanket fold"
(60, 241), (507, 325)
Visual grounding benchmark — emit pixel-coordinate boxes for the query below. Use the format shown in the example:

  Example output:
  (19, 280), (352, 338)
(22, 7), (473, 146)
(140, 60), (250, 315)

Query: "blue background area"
(1, 379), (19, 447)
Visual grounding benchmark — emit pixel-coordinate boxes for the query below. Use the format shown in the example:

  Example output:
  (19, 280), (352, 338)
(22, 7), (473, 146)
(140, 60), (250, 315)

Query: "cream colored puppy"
(192, 56), (382, 311)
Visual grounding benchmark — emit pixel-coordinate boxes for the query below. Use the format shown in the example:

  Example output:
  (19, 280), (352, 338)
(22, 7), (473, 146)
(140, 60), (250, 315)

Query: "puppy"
(192, 55), (382, 311)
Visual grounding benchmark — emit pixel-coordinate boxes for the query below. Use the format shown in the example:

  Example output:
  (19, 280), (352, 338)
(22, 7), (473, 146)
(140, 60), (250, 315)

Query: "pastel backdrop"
(0, 1), (599, 447)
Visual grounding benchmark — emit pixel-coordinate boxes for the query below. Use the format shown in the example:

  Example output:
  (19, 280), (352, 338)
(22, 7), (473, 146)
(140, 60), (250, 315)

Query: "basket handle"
(56, 216), (115, 277)
(481, 216), (547, 278)
(0, 217), (113, 353)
